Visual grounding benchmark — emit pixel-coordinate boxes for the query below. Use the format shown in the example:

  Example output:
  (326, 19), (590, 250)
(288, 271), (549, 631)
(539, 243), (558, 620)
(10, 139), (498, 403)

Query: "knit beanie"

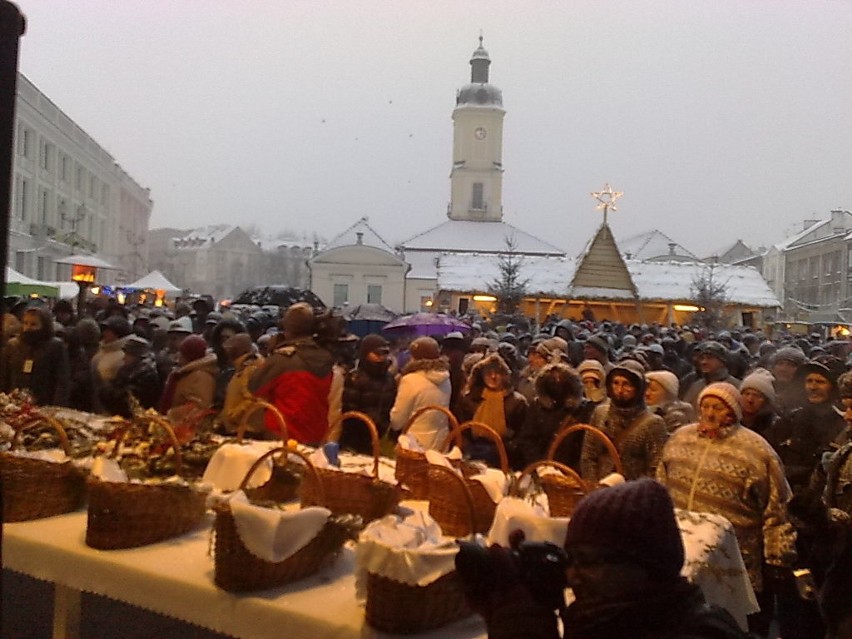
(740, 368), (777, 405)
(585, 334), (610, 357)
(700, 340), (729, 363)
(179, 334), (208, 362)
(410, 336), (440, 360)
(698, 382), (743, 423)
(645, 370), (679, 401)
(564, 478), (684, 580)
(773, 346), (806, 367)
(359, 334), (389, 359)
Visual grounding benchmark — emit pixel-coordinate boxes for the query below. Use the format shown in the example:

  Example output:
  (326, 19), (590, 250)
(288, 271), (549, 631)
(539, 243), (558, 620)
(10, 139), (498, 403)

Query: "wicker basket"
(1, 415), (87, 522)
(86, 418), (208, 550)
(517, 460), (586, 517)
(301, 411), (399, 523)
(235, 400), (302, 503)
(365, 464), (473, 633)
(394, 405), (460, 499)
(546, 422), (624, 482)
(213, 446), (357, 592)
(427, 421), (508, 537)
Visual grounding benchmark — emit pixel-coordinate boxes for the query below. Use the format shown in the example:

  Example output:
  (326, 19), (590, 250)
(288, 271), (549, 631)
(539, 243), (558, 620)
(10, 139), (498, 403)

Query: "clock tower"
(448, 37), (505, 222)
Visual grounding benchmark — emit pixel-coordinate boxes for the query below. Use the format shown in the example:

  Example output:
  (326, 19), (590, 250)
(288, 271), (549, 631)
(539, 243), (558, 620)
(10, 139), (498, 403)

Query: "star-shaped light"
(591, 183), (623, 213)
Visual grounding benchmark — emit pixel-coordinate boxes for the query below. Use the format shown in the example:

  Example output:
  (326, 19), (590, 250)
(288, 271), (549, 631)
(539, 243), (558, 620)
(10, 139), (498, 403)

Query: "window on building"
(458, 297), (469, 315)
(15, 251), (25, 273)
(367, 284), (382, 305)
(17, 178), (29, 221)
(89, 175), (96, 198)
(333, 283), (349, 307)
(75, 165), (84, 191)
(101, 184), (109, 204)
(420, 295), (434, 311)
(18, 127), (31, 158)
(38, 187), (49, 224)
(37, 257), (47, 281)
(471, 182), (484, 210)
(39, 141), (49, 171)
(60, 154), (70, 182)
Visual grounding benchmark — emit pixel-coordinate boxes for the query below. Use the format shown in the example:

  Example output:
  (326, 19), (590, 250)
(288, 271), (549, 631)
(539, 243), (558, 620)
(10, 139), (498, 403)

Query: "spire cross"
(591, 183), (623, 225)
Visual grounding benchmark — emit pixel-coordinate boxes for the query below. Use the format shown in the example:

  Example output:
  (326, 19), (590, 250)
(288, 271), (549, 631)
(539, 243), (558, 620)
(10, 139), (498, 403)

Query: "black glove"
(762, 564), (796, 596)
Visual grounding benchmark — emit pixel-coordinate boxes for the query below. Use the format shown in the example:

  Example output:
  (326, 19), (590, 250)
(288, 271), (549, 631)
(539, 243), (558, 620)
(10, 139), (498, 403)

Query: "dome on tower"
(456, 36), (503, 107)
(456, 83), (503, 107)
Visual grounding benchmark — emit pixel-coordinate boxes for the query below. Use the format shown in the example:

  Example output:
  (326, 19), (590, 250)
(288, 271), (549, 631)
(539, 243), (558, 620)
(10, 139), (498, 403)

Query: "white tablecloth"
(3, 511), (486, 639)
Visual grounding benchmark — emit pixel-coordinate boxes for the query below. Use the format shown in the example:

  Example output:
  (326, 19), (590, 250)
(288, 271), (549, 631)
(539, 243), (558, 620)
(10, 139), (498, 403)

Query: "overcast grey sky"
(16, 0), (852, 257)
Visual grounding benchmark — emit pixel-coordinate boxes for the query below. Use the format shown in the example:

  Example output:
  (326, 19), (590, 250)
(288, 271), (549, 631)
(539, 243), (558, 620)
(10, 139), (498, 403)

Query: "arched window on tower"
(471, 182), (484, 211)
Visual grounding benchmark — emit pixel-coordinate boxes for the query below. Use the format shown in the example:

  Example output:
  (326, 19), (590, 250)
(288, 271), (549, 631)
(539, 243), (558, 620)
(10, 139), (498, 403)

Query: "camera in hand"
(455, 538), (569, 612)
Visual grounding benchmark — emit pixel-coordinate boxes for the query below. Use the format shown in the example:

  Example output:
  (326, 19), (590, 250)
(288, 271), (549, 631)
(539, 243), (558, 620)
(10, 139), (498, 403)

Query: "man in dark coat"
(99, 335), (162, 416)
(516, 362), (592, 470)
(339, 334), (397, 453)
(0, 306), (69, 406)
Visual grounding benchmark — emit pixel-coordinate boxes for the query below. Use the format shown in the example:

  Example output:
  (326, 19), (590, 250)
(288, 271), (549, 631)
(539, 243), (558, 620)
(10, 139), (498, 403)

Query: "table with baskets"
(0, 403), (757, 637)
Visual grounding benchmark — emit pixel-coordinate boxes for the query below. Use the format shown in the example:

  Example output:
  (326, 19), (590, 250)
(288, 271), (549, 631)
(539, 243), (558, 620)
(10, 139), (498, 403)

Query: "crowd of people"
(2, 295), (852, 638)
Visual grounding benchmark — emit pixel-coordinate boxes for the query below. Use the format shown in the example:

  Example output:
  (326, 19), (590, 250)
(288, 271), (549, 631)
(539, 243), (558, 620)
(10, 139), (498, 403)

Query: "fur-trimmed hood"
(464, 352), (512, 396)
(534, 362), (583, 410)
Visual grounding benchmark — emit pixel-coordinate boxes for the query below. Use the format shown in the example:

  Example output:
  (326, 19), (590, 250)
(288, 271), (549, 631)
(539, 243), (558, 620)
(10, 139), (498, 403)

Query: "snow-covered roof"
(435, 253), (780, 307)
(172, 224), (237, 249)
(618, 229), (697, 261)
(125, 270), (182, 294)
(400, 220), (565, 256)
(325, 217), (396, 253)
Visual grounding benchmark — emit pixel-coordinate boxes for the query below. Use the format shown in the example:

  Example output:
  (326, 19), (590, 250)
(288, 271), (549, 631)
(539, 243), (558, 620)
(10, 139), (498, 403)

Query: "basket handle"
(11, 414), (73, 457)
(237, 445), (324, 504)
(325, 411), (381, 478)
(442, 420), (510, 473)
(236, 399), (288, 443)
(109, 414), (185, 477)
(546, 422), (624, 476)
(424, 464), (477, 538)
(402, 405), (460, 452)
(516, 460), (586, 494)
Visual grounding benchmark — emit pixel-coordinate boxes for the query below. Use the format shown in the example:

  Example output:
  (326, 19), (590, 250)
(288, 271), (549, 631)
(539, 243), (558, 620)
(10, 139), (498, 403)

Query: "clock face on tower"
(474, 127), (487, 140)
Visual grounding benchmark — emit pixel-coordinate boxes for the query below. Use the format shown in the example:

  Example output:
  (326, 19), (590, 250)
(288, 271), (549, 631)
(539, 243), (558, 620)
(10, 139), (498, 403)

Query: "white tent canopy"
(125, 270), (182, 294)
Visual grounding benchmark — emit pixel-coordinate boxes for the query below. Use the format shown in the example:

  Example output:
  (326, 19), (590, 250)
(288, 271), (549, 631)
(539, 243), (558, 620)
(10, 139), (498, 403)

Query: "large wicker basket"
(394, 405), (459, 499)
(234, 400), (303, 504)
(301, 411), (399, 523)
(1, 415), (87, 522)
(546, 422), (624, 483)
(365, 464), (473, 633)
(213, 446), (357, 592)
(517, 460), (586, 517)
(86, 417), (207, 550)
(427, 420), (508, 537)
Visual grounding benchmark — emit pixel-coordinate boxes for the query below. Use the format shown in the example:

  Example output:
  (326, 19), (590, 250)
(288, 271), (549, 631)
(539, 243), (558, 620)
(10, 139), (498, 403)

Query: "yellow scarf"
(473, 388), (507, 437)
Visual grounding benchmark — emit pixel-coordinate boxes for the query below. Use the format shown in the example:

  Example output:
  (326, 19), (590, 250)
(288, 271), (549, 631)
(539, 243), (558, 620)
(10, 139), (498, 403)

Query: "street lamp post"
(70, 262), (97, 318)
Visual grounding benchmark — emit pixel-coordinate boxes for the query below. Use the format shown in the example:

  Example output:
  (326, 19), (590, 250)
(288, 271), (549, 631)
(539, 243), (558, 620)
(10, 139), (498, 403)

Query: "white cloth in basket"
(202, 442), (278, 491)
(89, 456), (128, 483)
(487, 497), (570, 547)
(355, 508), (459, 598)
(423, 450), (507, 504)
(398, 434), (463, 462)
(228, 491), (331, 563)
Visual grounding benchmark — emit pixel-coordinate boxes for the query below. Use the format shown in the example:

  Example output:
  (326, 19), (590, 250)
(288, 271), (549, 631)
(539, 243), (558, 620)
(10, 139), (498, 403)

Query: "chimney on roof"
(668, 242), (676, 256)
(356, 232), (363, 245)
(830, 209), (848, 234)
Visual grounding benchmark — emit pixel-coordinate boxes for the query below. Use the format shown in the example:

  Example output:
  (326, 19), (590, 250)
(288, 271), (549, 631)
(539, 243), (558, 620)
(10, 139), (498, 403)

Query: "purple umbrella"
(382, 312), (471, 337)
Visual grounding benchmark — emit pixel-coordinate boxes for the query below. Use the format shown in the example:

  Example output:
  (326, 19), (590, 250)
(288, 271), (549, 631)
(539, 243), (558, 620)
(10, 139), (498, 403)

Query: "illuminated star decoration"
(591, 183), (623, 225)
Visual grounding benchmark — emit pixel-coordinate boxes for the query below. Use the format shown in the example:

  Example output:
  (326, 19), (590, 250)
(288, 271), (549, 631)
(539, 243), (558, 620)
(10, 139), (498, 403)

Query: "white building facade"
(10, 74), (152, 284)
